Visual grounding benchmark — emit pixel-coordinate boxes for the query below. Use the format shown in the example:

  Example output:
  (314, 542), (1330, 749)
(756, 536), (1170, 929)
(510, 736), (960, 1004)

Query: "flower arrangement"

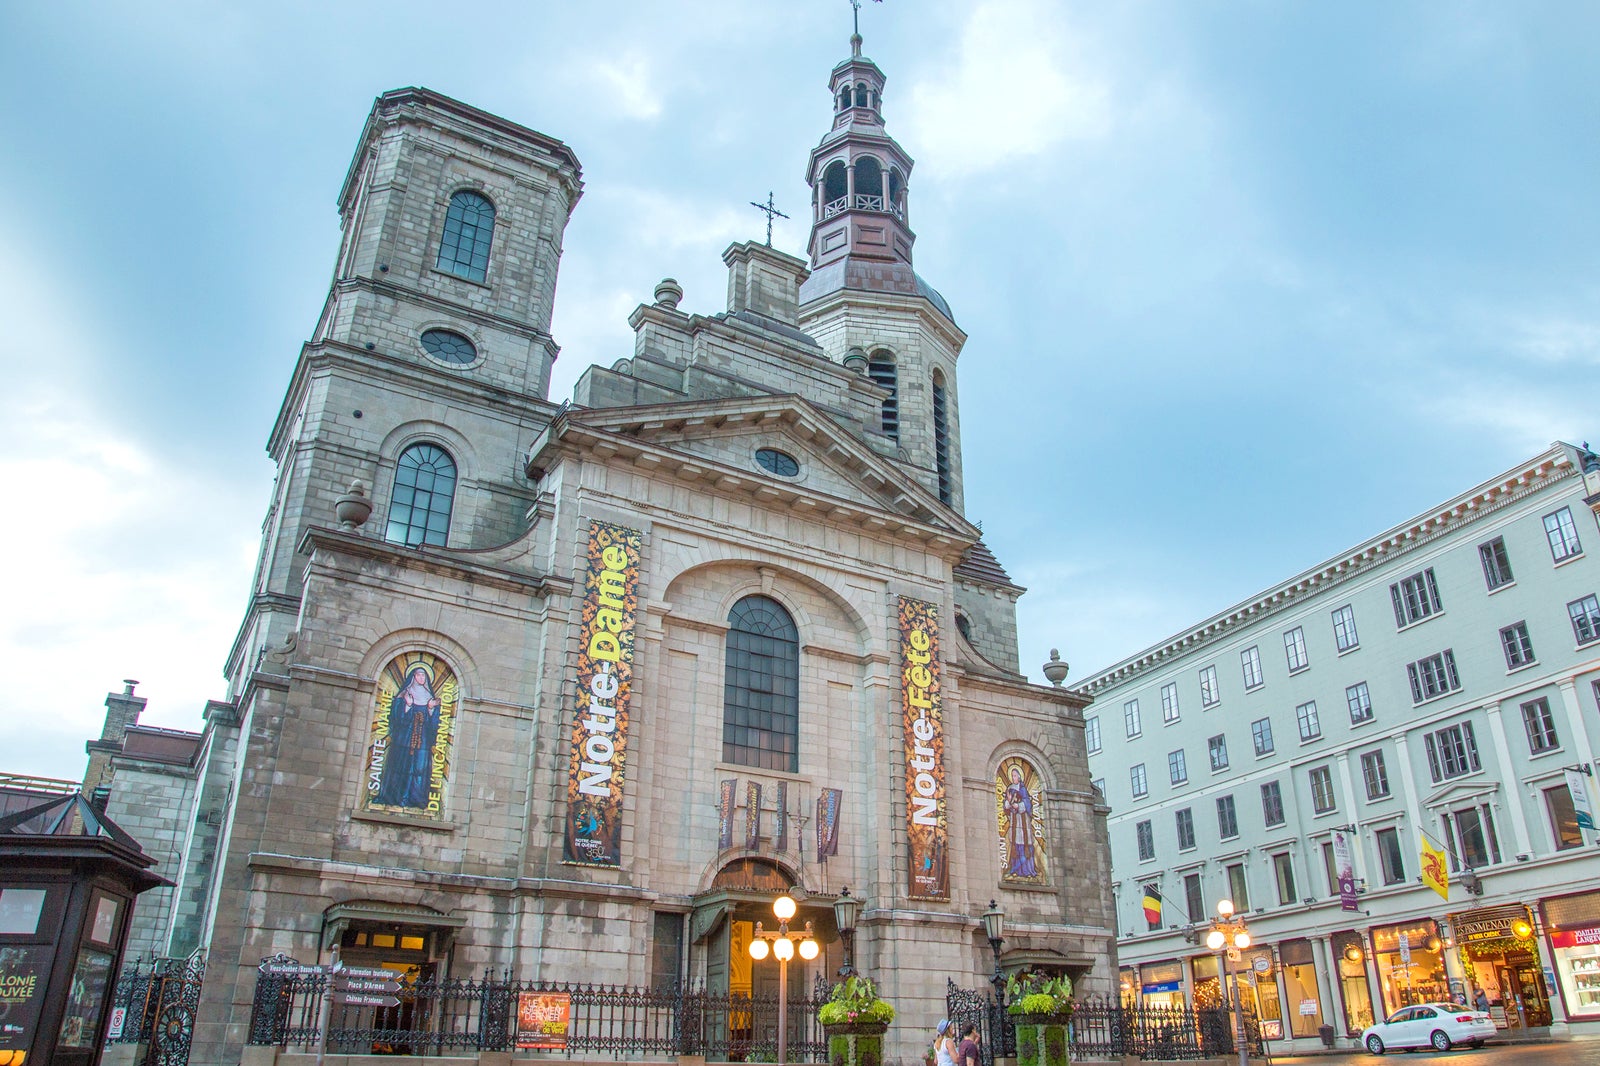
(817, 976), (896, 1026)
(1004, 971), (1074, 1018)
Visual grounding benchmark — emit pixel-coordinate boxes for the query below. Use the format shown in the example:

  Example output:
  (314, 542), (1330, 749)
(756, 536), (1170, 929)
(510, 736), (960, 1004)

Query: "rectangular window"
(1208, 734), (1229, 772)
(1227, 861), (1249, 910)
(1184, 872), (1204, 920)
(1407, 649), (1461, 703)
(1136, 819), (1155, 861)
(1091, 777), (1105, 798)
(1360, 750), (1390, 800)
(1176, 807), (1196, 850)
(1501, 621), (1536, 669)
(1346, 681), (1373, 724)
(1169, 749), (1189, 785)
(1241, 646), (1264, 689)
(1424, 721), (1481, 782)
(1545, 785), (1584, 851)
(1309, 766), (1337, 814)
(1296, 700), (1322, 742)
(1273, 852), (1297, 905)
(1446, 805), (1500, 869)
(1545, 506), (1583, 562)
(1200, 665), (1220, 707)
(1376, 827), (1405, 885)
(651, 912), (685, 991)
(1284, 626), (1309, 672)
(1161, 682), (1180, 722)
(1570, 594), (1600, 645)
(1217, 794), (1239, 839)
(1479, 536), (1514, 589)
(1321, 842), (1339, 897)
(1390, 567), (1443, 627)
(1260, 781), (1285, 827)
(1124, 699), (1143, 737)
(1251, 717), (1275, 756)
(1130, 763), (1148, 798)
(1085, 715), (1101, 754)
(1332, 604), (1359, 651)
(1521, 697), (1559, 753)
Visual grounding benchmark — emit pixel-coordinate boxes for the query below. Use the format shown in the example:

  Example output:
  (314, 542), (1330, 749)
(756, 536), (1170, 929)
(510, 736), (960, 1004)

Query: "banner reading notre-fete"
(899, 596), (948, 899)
(563, 521), (643, 866)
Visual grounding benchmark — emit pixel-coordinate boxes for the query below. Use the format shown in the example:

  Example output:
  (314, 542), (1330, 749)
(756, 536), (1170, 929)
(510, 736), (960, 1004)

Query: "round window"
(420, 328), (477, 365)
(755, 448), (799, 477)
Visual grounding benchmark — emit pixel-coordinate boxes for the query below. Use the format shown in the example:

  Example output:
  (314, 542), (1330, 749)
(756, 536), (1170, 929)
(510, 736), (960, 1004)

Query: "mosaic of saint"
(995, 756), (1048, 884)
(361, 652), (459, 818)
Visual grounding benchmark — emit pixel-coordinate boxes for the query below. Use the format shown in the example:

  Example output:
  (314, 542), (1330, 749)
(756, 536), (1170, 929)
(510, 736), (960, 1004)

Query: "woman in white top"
(934, 1019), (957, 1066)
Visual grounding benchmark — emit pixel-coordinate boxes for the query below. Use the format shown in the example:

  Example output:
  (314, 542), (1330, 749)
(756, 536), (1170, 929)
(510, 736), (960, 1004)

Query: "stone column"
(1482, 700), (1534, 857)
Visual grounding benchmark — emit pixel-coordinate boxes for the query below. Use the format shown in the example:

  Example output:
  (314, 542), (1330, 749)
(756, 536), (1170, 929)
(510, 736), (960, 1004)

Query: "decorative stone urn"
(335, 479), (373, 530)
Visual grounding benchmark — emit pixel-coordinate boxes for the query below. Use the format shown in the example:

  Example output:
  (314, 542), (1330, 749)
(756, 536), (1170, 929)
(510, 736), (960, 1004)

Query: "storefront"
(1542, 888), (1600, 1023)
(1450, 903), (1552, 1028)
(1139, 959), (1186, 1007)
(1233, 947), (1282, 1039)
(1370, 919), (1448, 1016)
(1330, 930), (1376, 1035)
(1277, 938), (1325, 1039)
(1191, 953), (1221, 1009)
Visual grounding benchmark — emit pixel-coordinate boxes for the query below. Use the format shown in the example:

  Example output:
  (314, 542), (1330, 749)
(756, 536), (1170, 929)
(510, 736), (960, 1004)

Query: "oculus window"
(754, 448), (799, 477)
(420, 328), (477, 365)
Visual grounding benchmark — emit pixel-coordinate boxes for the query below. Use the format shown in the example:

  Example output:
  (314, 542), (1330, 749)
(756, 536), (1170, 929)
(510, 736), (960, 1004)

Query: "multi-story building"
(1082, 441), (1600, 1051)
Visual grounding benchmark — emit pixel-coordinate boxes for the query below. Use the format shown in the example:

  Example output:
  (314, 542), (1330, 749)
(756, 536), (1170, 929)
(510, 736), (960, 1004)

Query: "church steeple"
(804, 36), (916, 282)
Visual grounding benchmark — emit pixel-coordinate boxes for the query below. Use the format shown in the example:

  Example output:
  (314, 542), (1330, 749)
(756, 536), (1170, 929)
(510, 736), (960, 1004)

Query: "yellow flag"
(1421, 837), (1449, 900)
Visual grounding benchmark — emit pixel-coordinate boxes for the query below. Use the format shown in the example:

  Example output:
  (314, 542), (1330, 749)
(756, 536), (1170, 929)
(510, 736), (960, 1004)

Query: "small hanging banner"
(746, 782), (763, 850)
(718, 780), (737, 850)
(776, 782), (789, 852)
(1333, 830), (1359, 912)
(817, 788), (843, 861)
(1566, 769), (1596, 831)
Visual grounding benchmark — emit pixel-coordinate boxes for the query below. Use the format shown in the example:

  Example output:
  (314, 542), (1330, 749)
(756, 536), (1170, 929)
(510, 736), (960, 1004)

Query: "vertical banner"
(1421, 836), (1450, 900)
(1566, 769), (1596, 831)
(1333, 830), (1358, 912)
(898, 596), (948, 900)
(746, 782), (763, 849)
(817, 788), (843, 861)
(996, 756), (1048, 884)
(362, 652), (459, 819)
(776, 782), (789, 852)
(563, 520), (644, 867)
(718, 780), (738, 850)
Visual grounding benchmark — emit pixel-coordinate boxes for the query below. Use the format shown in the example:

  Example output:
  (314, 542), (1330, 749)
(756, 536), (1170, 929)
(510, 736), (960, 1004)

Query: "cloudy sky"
(3, 1), (1597, 781)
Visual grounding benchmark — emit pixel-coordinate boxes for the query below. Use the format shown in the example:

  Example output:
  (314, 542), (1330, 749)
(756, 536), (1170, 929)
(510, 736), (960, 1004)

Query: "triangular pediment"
(1422, 777), (1500, 810)
(528, 394), (977, 545)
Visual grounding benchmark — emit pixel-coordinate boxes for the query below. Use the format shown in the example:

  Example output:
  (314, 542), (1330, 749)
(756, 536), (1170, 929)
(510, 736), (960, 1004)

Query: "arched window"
(436, 191), (495, 283)
(822, 162), (848, 215)
(386, 443), (457, 547)
(888, 169), (905, 218)
(853, 156), (883, 206)
(853, 83), (869, 108)
(932, 370), (952, 504)
(837, 87), (851, 112)
(868, 350), (898, 441)
(723, 595), (799, 772)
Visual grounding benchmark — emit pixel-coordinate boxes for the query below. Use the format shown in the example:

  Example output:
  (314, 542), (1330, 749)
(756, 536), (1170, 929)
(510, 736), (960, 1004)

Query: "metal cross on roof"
(749, 191), (789, 247)
(849, 0), (883, 38)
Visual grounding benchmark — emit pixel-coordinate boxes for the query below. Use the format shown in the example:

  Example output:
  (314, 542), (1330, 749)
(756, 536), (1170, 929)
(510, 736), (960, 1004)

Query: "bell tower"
(799, 36), (968, 514)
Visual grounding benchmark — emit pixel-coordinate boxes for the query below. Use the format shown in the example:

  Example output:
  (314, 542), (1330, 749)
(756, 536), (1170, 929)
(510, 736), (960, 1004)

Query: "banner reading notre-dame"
(899, 596), (948, 899)
(563, 521), (643, 866)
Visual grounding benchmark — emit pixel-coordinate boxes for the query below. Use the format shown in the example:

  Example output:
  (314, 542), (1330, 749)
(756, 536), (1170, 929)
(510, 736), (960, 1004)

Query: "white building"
(1082, 440), (1600, 1051)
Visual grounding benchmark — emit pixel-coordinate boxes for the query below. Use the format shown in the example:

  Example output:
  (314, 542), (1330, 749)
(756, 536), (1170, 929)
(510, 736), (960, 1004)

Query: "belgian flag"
(1142, 884), (1162, 925)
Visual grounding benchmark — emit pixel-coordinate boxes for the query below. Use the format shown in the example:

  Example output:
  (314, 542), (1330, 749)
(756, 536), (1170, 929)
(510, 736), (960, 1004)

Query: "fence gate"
(945, 981), (1014, 1066)
(110, 952), (206, 1066)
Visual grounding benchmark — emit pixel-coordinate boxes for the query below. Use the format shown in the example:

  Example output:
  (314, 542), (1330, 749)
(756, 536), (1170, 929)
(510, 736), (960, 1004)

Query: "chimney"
(723, 241), (811, 326)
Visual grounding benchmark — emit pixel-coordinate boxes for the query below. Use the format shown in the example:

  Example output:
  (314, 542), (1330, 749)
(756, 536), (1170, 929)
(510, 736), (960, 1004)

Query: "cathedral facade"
(187, 37), (1114, 1065)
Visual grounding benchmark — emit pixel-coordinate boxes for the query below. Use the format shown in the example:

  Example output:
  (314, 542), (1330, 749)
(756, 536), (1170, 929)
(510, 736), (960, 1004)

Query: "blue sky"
(3, 1), (1597, 781)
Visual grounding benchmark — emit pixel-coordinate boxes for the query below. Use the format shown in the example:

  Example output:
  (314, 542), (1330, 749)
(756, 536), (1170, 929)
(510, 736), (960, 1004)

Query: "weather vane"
(849, 0), (882, 38)
(749, 191), (789, 247)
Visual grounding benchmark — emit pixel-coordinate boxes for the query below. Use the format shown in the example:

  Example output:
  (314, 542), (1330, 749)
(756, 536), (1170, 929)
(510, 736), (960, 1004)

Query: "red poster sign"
(516, 991), (572, 1049)
(1549, 927), (1600, 948)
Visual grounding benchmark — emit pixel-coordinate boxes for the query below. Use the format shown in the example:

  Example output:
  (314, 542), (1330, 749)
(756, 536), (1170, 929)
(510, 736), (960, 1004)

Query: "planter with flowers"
(817, 976), (895, 1066)
(1005, 972), (1074, 1066)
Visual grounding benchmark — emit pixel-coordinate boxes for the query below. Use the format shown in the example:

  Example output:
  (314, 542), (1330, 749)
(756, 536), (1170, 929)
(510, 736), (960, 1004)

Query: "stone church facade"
(185, 37), (1114, 1065)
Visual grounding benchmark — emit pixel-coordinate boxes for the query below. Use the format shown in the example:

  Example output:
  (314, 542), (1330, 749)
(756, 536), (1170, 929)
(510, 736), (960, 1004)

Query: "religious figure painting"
(995, 756), (1048, 884)
(361, 652), (460, 818)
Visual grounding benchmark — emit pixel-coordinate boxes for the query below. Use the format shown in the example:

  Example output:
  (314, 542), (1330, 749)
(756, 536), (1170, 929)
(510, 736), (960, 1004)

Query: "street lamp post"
(982, 900), (1006, 1005)
(1204, 899), (1251, 1066)
(833, 887), (861, 978)
(749, 894), (820, 1065)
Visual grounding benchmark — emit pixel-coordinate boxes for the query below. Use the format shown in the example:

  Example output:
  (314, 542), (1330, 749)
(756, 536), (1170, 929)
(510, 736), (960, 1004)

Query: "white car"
(1361, 1002), (1497, 1054)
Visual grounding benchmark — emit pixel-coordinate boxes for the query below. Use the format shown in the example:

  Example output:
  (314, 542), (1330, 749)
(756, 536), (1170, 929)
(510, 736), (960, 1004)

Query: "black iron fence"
(247, 956), (830, 1059)
(944, 987), (1264, 1063)
(108, 952), (206, 1066)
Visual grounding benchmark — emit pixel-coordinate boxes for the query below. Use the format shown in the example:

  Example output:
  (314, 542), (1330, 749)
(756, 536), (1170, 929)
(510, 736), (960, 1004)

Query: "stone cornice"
(298, 526), (566, 599)
(800, 286), (967, 351)
(1078, 444), (1582, 696)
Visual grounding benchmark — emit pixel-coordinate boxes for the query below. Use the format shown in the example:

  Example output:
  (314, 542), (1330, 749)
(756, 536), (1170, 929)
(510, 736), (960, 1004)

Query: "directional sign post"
(332, 966), (403, 1009)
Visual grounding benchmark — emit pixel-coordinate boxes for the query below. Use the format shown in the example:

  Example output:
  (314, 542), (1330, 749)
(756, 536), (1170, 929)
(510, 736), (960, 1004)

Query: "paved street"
(1270, 1039), (1600, 1065)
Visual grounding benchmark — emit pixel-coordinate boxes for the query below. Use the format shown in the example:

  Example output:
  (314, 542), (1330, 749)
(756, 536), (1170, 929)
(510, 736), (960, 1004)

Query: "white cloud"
(1510, 315), (1600, 366)
(902, 0), (1112, 179)
(585, 49), (666, 122)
